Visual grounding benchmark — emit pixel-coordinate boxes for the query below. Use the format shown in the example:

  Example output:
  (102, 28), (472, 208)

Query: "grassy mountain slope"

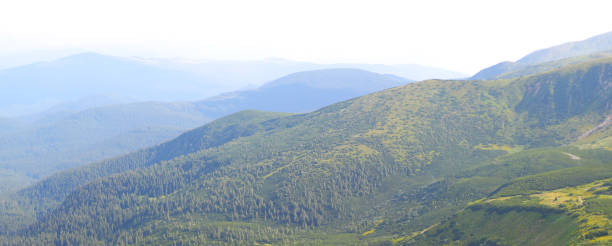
(406, 60), (612, 245)
(410, 164), (612, 245)
(1, 58), (611, 245)
(472, 51), (612, 80)
(497, 51), (612, 80)
(406, 146), (612, 245)
(518, 31), (612, 65)
(472, 31), (612, 80)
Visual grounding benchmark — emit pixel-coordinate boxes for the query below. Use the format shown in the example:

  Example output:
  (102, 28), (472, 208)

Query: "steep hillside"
(472, 31), (612, 80)
(406, 60), (612, 245)
(0, 111), (289, 231)
(1, 59), (611, 245)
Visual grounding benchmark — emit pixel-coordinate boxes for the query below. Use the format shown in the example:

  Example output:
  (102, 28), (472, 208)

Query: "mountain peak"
(261, 68), (409, 90)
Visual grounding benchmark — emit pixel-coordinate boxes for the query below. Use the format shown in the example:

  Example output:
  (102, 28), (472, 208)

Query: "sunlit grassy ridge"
(412, 177), (612, 245)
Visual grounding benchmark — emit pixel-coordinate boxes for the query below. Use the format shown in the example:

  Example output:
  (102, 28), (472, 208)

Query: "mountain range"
(1, 51), (611, 245)
(0, 53), (465, 118)
(0, 31), (612, 245)
(0, 68), (409, 193)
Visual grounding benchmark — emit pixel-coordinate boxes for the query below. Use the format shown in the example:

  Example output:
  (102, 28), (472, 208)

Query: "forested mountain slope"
(0, 102), (213, 181)
(0, 68), (407, 194)
(1, 58), (611, 245)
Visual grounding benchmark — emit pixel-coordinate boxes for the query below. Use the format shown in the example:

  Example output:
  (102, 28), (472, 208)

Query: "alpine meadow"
(1, 1), (612, 245)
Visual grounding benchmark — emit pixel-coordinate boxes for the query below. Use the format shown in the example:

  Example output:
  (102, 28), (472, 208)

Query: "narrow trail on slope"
(579, 113), (612, 140)
(562, 152), (581, 160)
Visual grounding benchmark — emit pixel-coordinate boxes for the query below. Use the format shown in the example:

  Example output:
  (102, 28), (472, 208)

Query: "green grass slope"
(472, 30), (612, 80)
(410, 176), (612, 245)
(473, 51), (612, 80)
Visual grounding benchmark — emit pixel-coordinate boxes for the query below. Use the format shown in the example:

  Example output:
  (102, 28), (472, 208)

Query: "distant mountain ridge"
(136, 56), (467, 86)
(518, 31), (612, 64)
(196, 68), (410, 117)
(0, 53), (224, 117)
(0, 52), (466, 117)
(472, 31), (612, 80)
(260, 68), (406, 89)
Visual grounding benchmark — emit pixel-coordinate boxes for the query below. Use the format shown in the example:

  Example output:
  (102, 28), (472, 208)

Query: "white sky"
(0, 0), (611, 75)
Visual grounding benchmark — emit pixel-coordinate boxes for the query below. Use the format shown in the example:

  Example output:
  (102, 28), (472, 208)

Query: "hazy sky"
(1, 0), (611, 74)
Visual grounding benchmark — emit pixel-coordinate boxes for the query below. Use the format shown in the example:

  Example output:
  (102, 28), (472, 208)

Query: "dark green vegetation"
(0, 68), (408, 194)
(472, 31), (612, 80)
(0, 54), (610, 245)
